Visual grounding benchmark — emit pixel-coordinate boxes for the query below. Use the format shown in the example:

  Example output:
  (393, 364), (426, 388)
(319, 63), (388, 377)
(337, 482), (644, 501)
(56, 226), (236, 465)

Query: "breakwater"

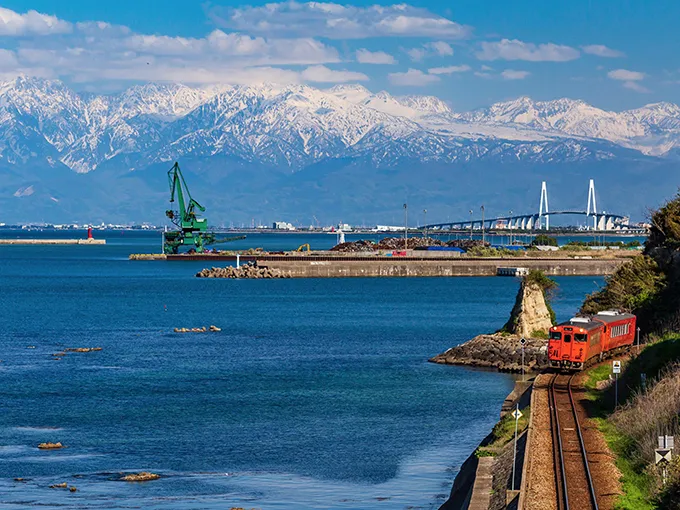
(0, 239), (105, 245)
(253, 257), (625, 277)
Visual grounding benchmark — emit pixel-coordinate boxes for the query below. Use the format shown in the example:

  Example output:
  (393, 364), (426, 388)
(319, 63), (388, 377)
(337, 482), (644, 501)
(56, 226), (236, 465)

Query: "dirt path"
(523, 373), (557, 510)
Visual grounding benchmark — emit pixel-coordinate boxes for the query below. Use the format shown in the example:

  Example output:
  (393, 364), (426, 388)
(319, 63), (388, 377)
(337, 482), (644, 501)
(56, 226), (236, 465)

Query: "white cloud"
(388, 68), (440, 86)
(407, 47), (427, 61)
(607, 69), (649, 93)
(0, 7), (71, 36)
(428, 41), (454, 56)
(406, 40), (454, 61)
(501, 69), (530, 80)
(301, 65), (368, 83)
(122, 30), (339, 65)
(608, 69), (645, 81)
(582, 44), (625, 58)
(477, 39), (579, 62)
(428, 64), (470, 75)
(356, 49), (396, 65)
(622, 81), (650, 93)
(210, 2), (471, 39)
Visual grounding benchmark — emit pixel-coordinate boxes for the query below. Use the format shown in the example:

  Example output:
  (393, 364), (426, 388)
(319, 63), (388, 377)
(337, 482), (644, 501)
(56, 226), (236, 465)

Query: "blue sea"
(0, 231), (604, 509)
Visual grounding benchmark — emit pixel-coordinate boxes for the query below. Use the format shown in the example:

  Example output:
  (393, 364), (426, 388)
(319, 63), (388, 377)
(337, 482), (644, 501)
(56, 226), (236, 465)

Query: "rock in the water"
(195, 262), (288, 279)
(121, 472), (160, 482)
(38, 442), (63, 450)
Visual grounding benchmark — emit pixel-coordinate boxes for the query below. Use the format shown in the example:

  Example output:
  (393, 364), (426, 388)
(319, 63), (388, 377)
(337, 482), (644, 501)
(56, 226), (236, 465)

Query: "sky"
(0, 0), (678, 111)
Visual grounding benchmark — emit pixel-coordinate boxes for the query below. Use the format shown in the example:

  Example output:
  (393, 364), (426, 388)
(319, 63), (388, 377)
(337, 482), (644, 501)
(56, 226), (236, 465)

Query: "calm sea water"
(0, 232), (603, 509)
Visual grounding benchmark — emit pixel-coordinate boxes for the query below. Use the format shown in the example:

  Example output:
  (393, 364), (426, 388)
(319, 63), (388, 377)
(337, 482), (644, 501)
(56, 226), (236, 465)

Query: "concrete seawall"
(255, 257), (625, 277)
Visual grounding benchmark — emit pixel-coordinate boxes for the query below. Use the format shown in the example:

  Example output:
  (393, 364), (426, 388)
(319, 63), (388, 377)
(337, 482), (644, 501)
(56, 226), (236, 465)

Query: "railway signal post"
(656, 435), (674, 486)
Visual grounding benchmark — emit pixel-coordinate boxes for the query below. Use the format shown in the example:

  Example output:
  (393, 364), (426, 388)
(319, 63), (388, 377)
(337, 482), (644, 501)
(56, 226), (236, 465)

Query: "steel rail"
(568, 375), (599, 510)
(549, 373), (569, 510)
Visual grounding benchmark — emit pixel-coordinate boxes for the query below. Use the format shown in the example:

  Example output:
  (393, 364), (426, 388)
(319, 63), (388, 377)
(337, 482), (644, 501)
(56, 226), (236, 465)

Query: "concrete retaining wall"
(256, 258), (624, 278)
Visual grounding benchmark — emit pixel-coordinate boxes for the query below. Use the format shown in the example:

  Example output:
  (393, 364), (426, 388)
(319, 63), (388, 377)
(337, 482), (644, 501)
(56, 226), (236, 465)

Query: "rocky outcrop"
(38, 442), (64, 450)
(430, 274), (554, 371)
(430, 334), (548, 372)
(121, 472), (160, 482)
(196, 263), (289, 279)
(500, 279), (553, 338)
(173, 325), (221, 333)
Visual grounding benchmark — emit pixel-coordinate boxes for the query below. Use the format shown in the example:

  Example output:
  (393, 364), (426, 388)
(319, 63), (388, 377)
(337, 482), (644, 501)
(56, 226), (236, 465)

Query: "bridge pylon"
(587, 179), (597, 229)
(539, 181), (549, 230)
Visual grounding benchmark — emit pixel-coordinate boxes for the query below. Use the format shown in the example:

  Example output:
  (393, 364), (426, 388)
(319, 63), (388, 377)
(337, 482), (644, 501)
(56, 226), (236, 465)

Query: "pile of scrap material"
(196, 263), (289, 279)
(444, 239), (490, 250)
(375, 237), (445, 250)
(331, 237), (447, 252)
(330, 240), (376, 252)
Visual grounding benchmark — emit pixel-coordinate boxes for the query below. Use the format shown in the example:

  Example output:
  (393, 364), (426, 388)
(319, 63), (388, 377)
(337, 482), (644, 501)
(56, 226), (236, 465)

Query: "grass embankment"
(584, 335), (680, 509)
(475, 407), (531, 457)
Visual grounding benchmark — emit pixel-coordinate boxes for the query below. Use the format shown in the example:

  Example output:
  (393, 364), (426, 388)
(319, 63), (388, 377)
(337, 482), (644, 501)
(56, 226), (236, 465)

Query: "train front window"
(575, 334), (587, 342)
(564, 334), (572, 343)
(550, 331), (562, 340)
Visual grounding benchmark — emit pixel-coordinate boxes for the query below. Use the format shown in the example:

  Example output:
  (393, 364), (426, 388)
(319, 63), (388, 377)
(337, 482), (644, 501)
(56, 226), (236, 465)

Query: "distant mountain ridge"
(1, 76), (679, 224)
(2, 77), (680, 175)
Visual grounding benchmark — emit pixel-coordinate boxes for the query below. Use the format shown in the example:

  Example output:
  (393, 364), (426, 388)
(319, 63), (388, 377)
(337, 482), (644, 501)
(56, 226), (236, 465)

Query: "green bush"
(531, 234), (558, 247)
(580, 255), (665, 315)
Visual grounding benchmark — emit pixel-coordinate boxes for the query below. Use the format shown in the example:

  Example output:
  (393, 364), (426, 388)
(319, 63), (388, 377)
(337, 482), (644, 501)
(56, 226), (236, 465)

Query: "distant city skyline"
(0, 1), (677, 111)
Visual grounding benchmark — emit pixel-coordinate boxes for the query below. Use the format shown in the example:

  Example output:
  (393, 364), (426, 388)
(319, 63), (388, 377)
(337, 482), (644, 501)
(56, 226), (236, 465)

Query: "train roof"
(556, 311), (635, 330)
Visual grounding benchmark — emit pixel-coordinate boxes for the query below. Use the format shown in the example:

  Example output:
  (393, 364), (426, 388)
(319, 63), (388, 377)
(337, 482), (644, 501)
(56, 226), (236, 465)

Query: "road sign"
(613, 360), (621, 374)
(658, 435), (675, 449)
(511, 409), (523, 420)
(656, 449), (672, 465)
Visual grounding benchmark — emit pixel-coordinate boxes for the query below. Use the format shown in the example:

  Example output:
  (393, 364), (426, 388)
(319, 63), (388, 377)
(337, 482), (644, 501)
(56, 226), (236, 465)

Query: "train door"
(548, 330), (564, 360)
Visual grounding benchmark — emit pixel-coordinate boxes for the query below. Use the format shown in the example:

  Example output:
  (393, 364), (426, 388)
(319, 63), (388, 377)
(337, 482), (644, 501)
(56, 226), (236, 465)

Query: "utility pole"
(469, 209), (473, 240)
(481, 205), (485, 245)
(423, 209), (427, 239)
(637, 327), (641, 355)
(403, 203), (408, 248)
(509, 210), (513, 246)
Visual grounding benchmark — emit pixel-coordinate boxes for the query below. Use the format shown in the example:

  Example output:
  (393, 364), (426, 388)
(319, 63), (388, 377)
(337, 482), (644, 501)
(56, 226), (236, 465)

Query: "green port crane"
(163, 162), (245, 254)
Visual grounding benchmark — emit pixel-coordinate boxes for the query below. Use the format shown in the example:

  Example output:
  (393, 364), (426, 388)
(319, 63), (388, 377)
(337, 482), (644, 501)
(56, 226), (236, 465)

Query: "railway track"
(549, 373), (598, 510)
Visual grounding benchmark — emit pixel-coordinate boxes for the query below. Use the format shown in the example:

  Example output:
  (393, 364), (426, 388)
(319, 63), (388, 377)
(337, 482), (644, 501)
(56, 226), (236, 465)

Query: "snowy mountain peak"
(0, 77), (680, 177)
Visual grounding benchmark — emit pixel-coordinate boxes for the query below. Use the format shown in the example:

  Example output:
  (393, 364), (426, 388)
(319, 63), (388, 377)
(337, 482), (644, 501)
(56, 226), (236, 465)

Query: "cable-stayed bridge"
(422, 180), (631, 232)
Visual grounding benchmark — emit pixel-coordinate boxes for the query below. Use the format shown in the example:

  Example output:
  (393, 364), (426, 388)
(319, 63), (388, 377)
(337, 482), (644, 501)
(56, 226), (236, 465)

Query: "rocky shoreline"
(195, 263), (289, 279)
(429, 333), (548, 372)
(431, 272), (554, 372)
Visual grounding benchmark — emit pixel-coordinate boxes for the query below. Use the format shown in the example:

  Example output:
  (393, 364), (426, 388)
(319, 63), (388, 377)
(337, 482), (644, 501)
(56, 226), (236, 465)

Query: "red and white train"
(548, 310), (637, 371)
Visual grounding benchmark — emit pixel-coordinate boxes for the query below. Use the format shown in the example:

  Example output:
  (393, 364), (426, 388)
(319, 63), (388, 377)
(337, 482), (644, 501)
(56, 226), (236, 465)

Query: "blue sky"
(0, 0), (677, 111)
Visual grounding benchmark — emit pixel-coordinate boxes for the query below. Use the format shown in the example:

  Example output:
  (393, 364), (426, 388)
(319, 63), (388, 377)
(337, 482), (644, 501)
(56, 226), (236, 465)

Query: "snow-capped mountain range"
(1, 76), (679, 224)
(1, 76), (679, 175)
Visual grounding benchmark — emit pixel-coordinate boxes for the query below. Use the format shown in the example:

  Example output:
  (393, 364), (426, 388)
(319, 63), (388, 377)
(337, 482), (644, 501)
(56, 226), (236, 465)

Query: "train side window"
(603, 326), (607, 333)
(564, 334), (572, 343)
(575, 334), (587, 342)
(549, 331), (562, 340)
